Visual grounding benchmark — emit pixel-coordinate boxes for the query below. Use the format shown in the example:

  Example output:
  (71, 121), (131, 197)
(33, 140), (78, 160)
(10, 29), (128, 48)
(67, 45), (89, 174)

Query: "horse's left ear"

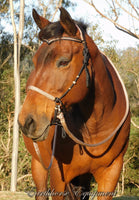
(59, 7), (77, 36)
(32, 9), (50, 29)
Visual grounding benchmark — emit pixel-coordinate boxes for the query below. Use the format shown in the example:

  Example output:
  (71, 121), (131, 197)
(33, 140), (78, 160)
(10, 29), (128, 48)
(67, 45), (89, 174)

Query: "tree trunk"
(9, 0), (24, 192)
(122, 164), (125, 195)
(117, 182), (120, 195)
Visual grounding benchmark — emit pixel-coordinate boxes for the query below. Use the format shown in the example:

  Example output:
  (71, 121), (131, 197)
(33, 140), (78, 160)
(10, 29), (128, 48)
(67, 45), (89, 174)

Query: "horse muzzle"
(18, 114), (50, 142)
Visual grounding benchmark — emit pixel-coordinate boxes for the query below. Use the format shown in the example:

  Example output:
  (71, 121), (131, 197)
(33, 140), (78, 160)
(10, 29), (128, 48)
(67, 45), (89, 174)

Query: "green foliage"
(0, 34), (34, 190)
(88, 24), (104, 47)
(122, 130), (139, 196)
(118, 47), (139, 117)
(0, 0), (9, 15)
(0, 34), (13, 65)
(0, 59), (33, 191)
(114, 197), (139, 200)
(62, 0), (77, 8)
(102, 39), (120, 66)
(103, 42), (139, 118)
(0, 191), (34, 200)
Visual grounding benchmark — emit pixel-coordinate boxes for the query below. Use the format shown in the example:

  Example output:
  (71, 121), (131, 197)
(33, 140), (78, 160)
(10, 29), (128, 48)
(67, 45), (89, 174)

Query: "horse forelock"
(38, 21), (88, 41)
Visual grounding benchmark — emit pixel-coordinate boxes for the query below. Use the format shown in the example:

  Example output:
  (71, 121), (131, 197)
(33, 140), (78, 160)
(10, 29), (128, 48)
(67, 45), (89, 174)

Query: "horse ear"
(32, 9), (50, 30)
(59, 7), (77, 36)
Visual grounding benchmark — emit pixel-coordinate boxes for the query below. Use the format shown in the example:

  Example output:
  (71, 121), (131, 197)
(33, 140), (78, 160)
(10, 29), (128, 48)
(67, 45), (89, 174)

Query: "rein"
(33, 124), (58, 170)
(28, 25), (129, 170)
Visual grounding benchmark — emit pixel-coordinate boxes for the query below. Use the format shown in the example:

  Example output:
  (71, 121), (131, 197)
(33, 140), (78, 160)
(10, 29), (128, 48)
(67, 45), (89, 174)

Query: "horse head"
(18, 8), (96, 141)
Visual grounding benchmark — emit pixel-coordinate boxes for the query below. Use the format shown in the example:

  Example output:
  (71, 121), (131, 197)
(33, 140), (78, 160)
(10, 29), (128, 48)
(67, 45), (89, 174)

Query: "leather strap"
(33, 125), (58, 170)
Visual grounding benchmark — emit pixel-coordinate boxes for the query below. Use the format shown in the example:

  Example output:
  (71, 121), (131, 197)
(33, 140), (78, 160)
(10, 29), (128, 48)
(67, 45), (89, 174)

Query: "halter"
(28, 25), (129, 170)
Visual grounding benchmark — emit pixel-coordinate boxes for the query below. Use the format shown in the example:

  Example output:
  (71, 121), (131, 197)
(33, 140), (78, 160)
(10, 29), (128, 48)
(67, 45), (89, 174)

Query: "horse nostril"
(25, 116), (33, 128)
(21, 115), (36, 135)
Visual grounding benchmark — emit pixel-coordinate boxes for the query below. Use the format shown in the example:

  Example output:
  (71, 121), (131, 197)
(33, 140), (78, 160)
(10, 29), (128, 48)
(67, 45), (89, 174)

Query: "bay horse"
(18, 7), (130, 200)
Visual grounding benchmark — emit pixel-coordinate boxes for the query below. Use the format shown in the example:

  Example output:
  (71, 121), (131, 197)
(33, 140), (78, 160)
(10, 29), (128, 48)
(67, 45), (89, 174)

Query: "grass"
(0, 191), (34, 200)
(113, 197), (139, 200)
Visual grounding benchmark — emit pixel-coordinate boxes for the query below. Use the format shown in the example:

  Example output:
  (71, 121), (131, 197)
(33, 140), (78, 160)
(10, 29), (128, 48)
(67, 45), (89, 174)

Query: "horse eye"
(60, 60), (69, 66)
(57, 58), (70, 68)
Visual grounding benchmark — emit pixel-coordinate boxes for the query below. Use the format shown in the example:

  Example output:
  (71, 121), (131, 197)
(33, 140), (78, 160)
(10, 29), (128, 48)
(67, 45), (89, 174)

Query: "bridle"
(28, 25), (129, 170)
(29, 25), (91, 122)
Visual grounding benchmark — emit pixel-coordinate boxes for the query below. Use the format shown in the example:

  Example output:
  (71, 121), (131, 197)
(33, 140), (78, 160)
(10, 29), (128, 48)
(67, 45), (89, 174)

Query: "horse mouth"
(18, 114), (51, 142)
(31, 124), (50, 142)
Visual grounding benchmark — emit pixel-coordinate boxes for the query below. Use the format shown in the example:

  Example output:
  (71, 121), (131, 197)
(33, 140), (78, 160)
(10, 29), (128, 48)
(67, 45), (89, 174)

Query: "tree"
(88, 24), (104, 47)
(119, 47), (139, 117)
(83, 0), (139, 39)
(9, 0), (24, 192)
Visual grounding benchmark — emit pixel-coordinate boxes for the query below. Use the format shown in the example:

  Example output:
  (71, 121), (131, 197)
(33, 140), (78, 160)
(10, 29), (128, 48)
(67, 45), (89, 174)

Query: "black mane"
(39, 21), (88, 41)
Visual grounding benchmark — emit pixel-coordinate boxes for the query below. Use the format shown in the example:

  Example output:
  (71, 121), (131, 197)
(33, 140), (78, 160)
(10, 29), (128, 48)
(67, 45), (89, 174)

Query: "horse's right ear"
(32, 9), (50, 29)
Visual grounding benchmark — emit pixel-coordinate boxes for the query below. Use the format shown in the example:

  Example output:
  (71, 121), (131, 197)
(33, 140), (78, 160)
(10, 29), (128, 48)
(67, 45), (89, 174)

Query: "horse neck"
(79, 36), (116, 134)
(89, 37), (115, 111)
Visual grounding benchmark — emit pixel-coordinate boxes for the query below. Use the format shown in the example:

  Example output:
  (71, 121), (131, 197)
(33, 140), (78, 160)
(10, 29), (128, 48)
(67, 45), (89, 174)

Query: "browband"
(42, 24), (85, 45)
